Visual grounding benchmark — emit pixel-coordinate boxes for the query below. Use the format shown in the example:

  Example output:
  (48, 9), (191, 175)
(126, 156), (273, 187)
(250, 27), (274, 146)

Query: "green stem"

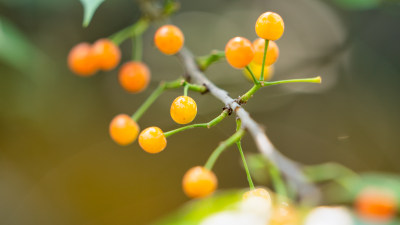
(245, 66), (260, 85)
(267, 161), (288, 199)
(110, 18), (149, 45)
(196, 50), (225, 71)
(236, 119), (255, 190)
(183, 83), (189, 96)
(264, 76), (321, 86)
(163, 109), (229, 138)
(132, 35), (143, 61)
(239, 84), (261, 104)
(204, 129), (246, 170)
(260, 39), (269, 82)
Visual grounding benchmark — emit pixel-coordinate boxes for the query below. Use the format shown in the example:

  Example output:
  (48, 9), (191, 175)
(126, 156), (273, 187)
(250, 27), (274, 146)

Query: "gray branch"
(178, 47), (320, 203)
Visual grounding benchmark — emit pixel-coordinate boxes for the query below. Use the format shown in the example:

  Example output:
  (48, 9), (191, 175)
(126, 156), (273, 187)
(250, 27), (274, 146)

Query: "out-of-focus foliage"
(151, 191), (243, 225)
(80, 0), (105, 27)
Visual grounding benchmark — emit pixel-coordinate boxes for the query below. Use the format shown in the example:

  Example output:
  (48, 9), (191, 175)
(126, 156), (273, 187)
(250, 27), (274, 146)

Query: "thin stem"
(132, 35), (143, 61)
(182, 81), (208, 93)
(245, 66), (260, 85)
(239, 84), (261, 104)
(110, 18), (149, 45)
(196, 50), (225, 71)
(183, 83), (189, 96)
(204, 129), (246, 170)
(267, 162), (288, 200)
(163, 109), (229, 138)
(264, 76), (322, 86)
(260, 39), (269, 82)
(236, 119), (255, 190)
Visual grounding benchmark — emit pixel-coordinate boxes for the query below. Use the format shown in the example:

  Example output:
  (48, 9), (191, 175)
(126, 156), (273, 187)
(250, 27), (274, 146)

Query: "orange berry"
(109, 114), (140, 146)
(154, 25), (184, 55)
(253, 38), (279, 66)
(170, 96), (197, 124)
(243, 188), (271, 200)
(182, 166), (217, 198)
(92, 38), (121, 71)
(243, 62), (274, 81)
(255, 12), (285, 40)
(118, 61), (151, 93)
(138, 127), (167, 154)
(225, 37), (255, 69)
(355, 187), (397, 221)
(67, 42), (98, 76)
(270, 202), (299, 225)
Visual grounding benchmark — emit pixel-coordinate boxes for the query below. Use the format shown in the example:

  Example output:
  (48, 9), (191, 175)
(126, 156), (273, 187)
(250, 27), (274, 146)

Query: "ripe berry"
(170, 96), (197, 124)
(67, 42), (98, 76)
(270, 202), (299, 225)
(154, 25), (184, 55)
(109, 114), (140, 146)
(243, 62), (274, 81)
(225, 37), (255, 69)
(92, 39), (121, 71)
(255, 12), (285, 40)
(243, 188), (271, 200)
(118, 61), (151, 93)
(138, 126), (167, 154)
(182, 166), (217, 198)
(355, 188), (397, 221)
(253, 38), (279, 66)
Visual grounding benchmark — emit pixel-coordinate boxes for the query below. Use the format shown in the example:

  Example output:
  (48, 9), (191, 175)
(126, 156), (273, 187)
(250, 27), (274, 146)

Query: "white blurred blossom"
(304, 206), (354, 225)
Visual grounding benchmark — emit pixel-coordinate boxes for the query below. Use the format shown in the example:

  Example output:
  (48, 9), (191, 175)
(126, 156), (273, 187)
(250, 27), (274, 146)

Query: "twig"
(177, 47), (320, 203)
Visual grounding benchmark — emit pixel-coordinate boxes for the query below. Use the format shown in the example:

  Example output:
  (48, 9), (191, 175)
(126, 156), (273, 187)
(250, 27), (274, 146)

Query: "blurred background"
(1, 0), (400, 224)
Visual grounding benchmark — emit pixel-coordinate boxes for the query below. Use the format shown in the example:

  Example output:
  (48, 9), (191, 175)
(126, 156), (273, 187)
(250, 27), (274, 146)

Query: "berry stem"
(183, 83), (189, 96)
(110, 18), (149, 45)
(236, 118), (255, 190)
(196, 50), (225, 71)
(245, 65), (261, 85)
(264, 76), (322, 86)
(163, 109), (229, 138)
(131, 79), (206, 122)
(259, 39), (269, 82)
(204, 128), (246, 170)
(132, 34), (143, 61)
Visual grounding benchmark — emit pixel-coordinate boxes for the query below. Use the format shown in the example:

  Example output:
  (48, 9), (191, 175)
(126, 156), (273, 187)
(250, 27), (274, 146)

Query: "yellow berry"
(182, 166), (217, 198)
(154, 25), (184, 55)
(255, 12), (285, 40)
(138, 127), (167, 154)
(243, 188), (271, 200)
(109, 114), (140, 146)
(170, 96), (197, 124)
(225, 37), (255, 69)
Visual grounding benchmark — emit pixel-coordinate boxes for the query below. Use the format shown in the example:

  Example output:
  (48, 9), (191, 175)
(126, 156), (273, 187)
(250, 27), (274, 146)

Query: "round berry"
(154, 25), (184, 55)
(138, 127), (167, 154)
(253, 38), (279, 66)
(118, 61), (151, 93)
(270, 202), (299, 225)
(109, 114), (140, 146)
(67, 42), (98, 76)
(355, 188), (397, 221)
(255, 12), (285, 40)
(243, 62), (274, 82)
(170, 96), (197, 124)
(182, 166), (217, 198)
(243, 188), (271, 200)
(92, 38), (121, 71)
(225, 37), (255, 69)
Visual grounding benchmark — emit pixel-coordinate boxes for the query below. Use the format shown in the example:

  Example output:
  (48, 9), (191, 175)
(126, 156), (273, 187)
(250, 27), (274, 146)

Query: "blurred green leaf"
(151, 190), (243, 225)
(80, 0), (105, 27)
(331, 0), (381, 10)
(0, 17), (40, 71)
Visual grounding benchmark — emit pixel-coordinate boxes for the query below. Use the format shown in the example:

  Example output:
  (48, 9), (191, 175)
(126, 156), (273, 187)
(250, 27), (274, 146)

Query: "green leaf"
(151, 190), (244, 225)
(80, 0), (105, 27)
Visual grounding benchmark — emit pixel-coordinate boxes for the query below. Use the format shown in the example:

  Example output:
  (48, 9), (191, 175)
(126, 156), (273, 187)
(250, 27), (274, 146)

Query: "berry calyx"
(170, 96), (197, 124)
(355, 187), (397, 221)
(154, 25), (184, 55)
(138, 126), (167, 154)
(67, 42), (98, 76)
(109, 114), (140, 146)
(92, 38), (121, 71)
(243, 188), (271, 201)
(253, 38), (279, 66)
(182, 166), (217, 198)
(225, 37), (255, 69)
(255, 12), (285, 41)
(243, 62), (274, 81)
(118, 61), (151, 93)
